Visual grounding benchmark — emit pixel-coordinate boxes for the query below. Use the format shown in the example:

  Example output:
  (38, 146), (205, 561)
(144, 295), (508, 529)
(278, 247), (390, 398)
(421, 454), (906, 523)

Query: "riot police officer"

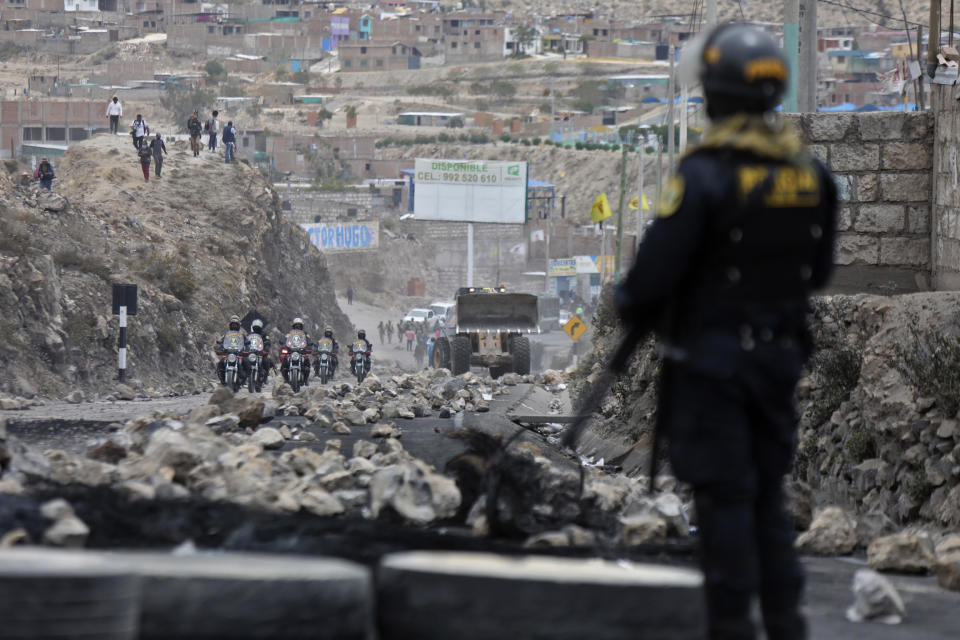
(614, 24), (837, 640)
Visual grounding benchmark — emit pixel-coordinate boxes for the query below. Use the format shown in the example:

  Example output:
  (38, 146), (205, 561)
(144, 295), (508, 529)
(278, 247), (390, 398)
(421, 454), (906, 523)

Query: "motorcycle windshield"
(248, 334), (264, 351)
(317, 338), (333, 353)
(352, 342), (366, 354)
(222, 331), (245, 352)
(286, 332), (306, 349)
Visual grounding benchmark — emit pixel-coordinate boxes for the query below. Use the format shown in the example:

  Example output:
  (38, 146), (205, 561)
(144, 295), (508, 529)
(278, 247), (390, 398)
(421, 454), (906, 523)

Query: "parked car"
(428, 301), (456, 327)
(402, 308), (435, 325)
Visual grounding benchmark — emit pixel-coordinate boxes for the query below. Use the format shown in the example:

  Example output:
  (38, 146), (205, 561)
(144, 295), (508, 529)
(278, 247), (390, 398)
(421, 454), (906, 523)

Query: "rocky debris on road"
(796, 506), (859, 556)
(934, 534), (960, 591)
(0, 395), (41, 411)
(0, 367), (697, 551)
(867, 531), (937, 574)
(846, 568), (906, 624)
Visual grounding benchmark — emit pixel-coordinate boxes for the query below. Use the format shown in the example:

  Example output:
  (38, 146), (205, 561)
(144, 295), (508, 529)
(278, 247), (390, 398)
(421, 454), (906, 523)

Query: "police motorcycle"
(281, 332), (311, 393)
(245, 331), (267, 393)
(315, 336), (335, 385)
(219, 330), (246, 392)
(350, 340), (371, 383)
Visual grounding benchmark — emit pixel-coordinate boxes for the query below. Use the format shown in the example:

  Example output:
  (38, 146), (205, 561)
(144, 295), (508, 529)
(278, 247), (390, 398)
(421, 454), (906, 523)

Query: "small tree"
(447, 116), (464, 128)
(318, 108), (333, 128)
(274, 67), (290, 81)
(205, 60), (227, 84)
(344, 104), (357, 129)
(512, 24), (537, 56)
(160, 86), (216, 132)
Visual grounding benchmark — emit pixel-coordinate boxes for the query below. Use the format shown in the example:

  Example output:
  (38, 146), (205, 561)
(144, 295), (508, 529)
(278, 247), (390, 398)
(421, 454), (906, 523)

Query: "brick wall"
(785, 112), (933, 294)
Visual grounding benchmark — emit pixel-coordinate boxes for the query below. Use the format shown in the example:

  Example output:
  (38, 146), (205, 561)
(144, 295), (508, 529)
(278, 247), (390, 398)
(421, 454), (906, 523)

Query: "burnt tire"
(116, 552), (373, 640)
(0, 548), (141, 640)
(376, 551), (705, 640)
(510, 336), (531, 375)
(488, 365), (506, 379)
(450, 336), (471, 376)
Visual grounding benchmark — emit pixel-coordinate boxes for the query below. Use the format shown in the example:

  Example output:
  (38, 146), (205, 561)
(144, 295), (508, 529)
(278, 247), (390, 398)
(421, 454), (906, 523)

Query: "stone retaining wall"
(931, 85), (960, 290)
(785, 112), (933, 294)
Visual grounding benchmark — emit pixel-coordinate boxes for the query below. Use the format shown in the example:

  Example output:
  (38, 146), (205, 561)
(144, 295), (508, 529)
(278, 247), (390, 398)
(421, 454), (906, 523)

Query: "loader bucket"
(455, 293), (540, 334)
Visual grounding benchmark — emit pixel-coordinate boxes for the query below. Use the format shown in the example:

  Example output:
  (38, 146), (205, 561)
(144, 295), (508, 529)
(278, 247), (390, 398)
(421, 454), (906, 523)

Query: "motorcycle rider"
(216, 315), (247, 385)
(351, 329), (373, 376)
(313, 326), (340, 378)
(244, 318), (273, 385)
(280, 317), (313, 384)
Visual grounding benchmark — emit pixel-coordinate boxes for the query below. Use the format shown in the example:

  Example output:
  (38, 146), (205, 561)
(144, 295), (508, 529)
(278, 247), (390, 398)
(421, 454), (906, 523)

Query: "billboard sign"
(548, 258), (577, 277)
(300, 220), (379, 252)
(413, 158), (528, 223)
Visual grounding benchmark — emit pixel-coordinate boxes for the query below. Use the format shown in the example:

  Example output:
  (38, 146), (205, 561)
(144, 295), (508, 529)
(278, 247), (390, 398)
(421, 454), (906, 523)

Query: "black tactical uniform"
(615, 24), (837, 640)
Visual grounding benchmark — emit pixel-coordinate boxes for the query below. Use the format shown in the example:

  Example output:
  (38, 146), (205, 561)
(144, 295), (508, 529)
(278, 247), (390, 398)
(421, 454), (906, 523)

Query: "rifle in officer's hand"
(561, 323), (648, 450)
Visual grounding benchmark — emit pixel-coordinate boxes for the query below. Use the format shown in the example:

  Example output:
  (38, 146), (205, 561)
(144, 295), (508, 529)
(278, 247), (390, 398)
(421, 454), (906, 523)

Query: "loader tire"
(451, 336), (471, 376)
(510, 336), (531, 375)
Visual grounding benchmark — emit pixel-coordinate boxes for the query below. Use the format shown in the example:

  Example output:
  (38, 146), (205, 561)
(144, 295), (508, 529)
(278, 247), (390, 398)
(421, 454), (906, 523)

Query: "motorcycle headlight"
(248, 354), (257, 363)
(227, 353), (237, 363)
(291, 352), (300, 361)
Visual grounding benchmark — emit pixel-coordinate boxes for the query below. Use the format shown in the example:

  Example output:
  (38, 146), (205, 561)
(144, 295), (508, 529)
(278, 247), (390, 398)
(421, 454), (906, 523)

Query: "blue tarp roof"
(641, 96), (705, 104)
(819, 102), (858, 112)
(827, 49), (874, 57)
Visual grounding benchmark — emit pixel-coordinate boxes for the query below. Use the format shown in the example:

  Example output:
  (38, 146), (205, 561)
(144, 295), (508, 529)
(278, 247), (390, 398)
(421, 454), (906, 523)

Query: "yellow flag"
(628, 194), (650, 211)
(590, 192), (612, 223)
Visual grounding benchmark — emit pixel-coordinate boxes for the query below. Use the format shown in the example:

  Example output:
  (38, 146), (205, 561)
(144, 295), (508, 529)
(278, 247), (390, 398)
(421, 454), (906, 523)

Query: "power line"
(817, 0), (923, 27)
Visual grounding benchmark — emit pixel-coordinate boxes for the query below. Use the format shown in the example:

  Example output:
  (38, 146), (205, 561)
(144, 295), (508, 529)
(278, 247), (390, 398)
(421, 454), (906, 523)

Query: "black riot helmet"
(698, 24), (787, 119)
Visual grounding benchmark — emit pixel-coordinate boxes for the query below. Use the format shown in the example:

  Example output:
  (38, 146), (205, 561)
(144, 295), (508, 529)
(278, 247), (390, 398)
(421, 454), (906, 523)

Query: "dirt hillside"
(0, 135), (351, 399)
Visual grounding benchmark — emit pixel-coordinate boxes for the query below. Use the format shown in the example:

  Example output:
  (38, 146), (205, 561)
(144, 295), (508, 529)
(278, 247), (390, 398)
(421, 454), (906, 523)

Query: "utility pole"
(614, 145), (628, 282)
(798, 0), (818, 112)
(667, 46), (676, 176)
(679, 82), (688, 153)
(784, 0), (800, 112)
(917, 25), (926, 110)
(636, 131), (645, 249)
(549, 76), (555, 142)
(928, 0), (941, 77)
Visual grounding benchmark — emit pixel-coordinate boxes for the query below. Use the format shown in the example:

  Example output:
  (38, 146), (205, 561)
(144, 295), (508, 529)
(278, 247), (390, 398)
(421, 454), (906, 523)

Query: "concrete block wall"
(785, 112), (933, 294)
(931, 85), (960, 290)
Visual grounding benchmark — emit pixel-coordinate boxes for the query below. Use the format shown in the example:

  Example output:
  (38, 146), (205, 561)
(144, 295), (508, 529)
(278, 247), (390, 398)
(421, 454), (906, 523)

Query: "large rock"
(796, 506), (858, 556)
(867, 532), (936, 574)
(934, 552), (960, 591)
(251, 427), (285, 450)
(114, 383), (137, 400)
(846, 569), (906, 624)
(369, 461), (461, 524)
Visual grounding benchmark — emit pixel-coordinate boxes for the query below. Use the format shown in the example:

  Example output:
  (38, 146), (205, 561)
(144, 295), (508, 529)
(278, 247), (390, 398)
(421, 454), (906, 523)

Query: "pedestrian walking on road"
(385, 320), (393, 344)
(150, 133), (167, 178)
(377, 321), (385, 344)
(187, 110), (203, 157)
(346, 285), (354, 305)
(613, 25), (837, 640)
(222, 120), (236, 163)
(130, 113), (149, 150)
(106, 96), (122, 135)
(397, 321), (404, 343)
(405, 327), (415, 351)
(137, 141), (152, 181)
(414, 338), (425, 368)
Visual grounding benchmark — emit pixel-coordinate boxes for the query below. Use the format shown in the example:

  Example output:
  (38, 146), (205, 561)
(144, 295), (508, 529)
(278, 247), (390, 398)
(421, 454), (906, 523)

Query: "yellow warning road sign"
(563, 316), (588, 342)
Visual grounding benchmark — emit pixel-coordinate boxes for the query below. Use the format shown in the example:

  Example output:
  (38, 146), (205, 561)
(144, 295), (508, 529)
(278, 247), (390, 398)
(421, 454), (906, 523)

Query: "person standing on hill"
(222, 120), (237, 163)
(385, 320), (393, 344)
(35, 157), (54, 190)
(150, 133), (167, 178)
(106, 96), (122, 135)
(130, 113), (148, 150)
(206, 110), (219, 152)
(137, 140), (152, 181)
(187, 110), (203, 157)
(347, 285), (354, 305)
